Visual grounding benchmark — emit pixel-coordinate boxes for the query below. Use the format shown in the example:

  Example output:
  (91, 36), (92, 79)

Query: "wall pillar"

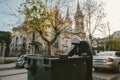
(0, 43), (2, 56)
(0, 43), (6, 63)
(2, 43), (6, 57)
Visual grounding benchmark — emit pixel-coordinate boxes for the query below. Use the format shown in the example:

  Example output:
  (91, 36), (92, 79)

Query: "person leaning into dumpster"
(68, 42), (80, 57)
(68, 35), (81, 57)
(68, 40), (93, 80)
(68, 40), (92, 57)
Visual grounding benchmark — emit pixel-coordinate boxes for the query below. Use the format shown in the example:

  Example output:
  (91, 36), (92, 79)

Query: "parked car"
(93, 51), (120, 72)
(15, 54), (33, 68)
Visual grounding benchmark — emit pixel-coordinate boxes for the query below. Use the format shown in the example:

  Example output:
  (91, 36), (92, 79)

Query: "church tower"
(74, 0), (84, 34)
(65, 6), (72, 27)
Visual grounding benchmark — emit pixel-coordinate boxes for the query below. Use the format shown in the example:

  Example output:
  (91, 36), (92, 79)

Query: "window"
(22, 38), (26, 47)
(16, 37), (19, 45)
(115, 52), (120, 57)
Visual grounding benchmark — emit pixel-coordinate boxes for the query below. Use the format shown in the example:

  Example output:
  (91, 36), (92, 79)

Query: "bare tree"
(82, 0), (106, 52)
(97, 21), (111, 51)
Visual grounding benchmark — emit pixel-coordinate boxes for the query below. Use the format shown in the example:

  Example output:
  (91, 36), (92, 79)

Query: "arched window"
(22, 38), (26, 47)
(15, 37), (19, 46)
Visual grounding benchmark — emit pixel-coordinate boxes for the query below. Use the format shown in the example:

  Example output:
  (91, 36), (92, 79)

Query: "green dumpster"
(27, 55), (92, 80)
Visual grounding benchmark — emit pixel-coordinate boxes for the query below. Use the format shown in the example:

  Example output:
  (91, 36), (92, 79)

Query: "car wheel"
(23, 63), (28, 68)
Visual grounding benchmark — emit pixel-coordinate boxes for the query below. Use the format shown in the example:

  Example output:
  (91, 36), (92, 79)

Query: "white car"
(93, 51), (120, 72)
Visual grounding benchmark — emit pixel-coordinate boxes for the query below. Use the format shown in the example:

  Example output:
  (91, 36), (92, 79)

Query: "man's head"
(70, 35), (81, 45)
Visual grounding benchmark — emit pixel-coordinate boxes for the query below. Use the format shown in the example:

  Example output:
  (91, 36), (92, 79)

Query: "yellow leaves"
(31, 6), (37, 11)
(23, 0), (68, 32)
(22, 0), (71, 39)
(111, 38), (120, 51)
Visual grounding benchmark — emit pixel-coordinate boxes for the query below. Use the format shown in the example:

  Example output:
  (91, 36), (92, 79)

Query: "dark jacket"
(68, 41), (93, 80)
(68, 44), (80, 56)
(68, 41), (92, 57)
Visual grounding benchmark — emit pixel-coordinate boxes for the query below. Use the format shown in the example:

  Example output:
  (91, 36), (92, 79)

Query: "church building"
(10, 0), (86, 56)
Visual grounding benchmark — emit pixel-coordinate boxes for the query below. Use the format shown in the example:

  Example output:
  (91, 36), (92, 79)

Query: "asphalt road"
(0, 62), (120, 80)
(93, 70), (120, 80)
(0, 68), (120, 80)
(0, 68), (27, 80)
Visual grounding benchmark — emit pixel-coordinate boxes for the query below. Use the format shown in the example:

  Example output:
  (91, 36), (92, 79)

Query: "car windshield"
(96, 52), (113, 56)
(115, 52), (120, 57)
(18, 55), (26, 58)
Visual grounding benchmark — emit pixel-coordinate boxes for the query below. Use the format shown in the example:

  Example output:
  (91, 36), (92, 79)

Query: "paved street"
(0, 68), (27, 77)
(0, 63), (27, 80)
(0, 68), (27, 80)
(1, 74), (27, 80)
(0, 63), (120, 80)
(93, 71), (120, 80)
(0, 71), (27, 80)
(0, 68), (120, 80)
(0, 63), (15, 70)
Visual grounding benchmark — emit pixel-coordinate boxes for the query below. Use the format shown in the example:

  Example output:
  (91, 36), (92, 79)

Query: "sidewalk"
(0, 63), (27, 79)
(0, 68), (27, 78)
(0, 63), (15, 70)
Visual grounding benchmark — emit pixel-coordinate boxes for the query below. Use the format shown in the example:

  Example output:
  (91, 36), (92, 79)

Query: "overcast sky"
(0, 0), (120, 37)
(105, 0), (120, 34)
(0, 0), (24, 31)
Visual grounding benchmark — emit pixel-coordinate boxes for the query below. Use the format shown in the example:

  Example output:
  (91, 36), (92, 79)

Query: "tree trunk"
(46, 43), (53, 56)
(89, 34), (93, 54)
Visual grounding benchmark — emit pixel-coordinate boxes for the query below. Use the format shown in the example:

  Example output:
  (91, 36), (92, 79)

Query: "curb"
(111, 73), (120, 80)
(0, 72), (27, 78)
(0, 67), (15, 71)
(0, 63), (15, 71)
